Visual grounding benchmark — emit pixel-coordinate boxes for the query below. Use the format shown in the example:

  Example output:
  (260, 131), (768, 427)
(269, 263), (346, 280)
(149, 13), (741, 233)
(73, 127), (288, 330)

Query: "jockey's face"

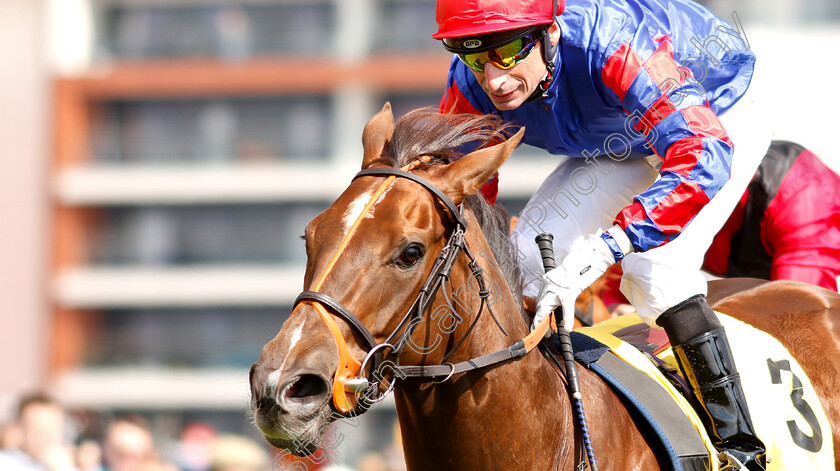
(470, 23), (560, 111)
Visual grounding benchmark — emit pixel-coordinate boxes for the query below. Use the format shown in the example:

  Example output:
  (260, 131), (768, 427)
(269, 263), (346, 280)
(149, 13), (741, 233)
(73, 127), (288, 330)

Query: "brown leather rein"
(292, 167), (554, 417)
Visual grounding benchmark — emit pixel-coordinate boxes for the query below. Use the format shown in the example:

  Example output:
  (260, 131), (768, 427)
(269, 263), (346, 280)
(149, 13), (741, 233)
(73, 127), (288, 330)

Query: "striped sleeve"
(600, 34), (734, 252)
(439, 75), (483, 115)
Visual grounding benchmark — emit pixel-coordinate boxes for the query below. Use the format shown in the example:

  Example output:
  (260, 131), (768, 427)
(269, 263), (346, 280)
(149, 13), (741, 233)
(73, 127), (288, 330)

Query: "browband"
(354, 168), (468, 229)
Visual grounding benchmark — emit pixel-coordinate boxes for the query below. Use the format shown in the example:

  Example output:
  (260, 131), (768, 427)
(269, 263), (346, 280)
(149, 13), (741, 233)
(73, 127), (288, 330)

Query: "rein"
(291, 165), (554, 417)
(575, 296), (595, 327)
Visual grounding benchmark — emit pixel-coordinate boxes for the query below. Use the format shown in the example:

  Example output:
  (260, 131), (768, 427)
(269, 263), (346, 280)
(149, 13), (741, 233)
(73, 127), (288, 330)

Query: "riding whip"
(535, 233), (598, 471)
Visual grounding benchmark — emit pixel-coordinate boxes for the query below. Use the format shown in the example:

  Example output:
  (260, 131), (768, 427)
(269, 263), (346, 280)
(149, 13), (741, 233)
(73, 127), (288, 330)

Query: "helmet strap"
(524, 69), (553, 104)
(540, 25), (557, 77)
(523, 25), (557, 103)
(532, 0), (561, 101)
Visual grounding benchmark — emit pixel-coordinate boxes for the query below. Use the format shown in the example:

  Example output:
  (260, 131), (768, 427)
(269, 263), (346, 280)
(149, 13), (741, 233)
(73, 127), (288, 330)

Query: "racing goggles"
(442, 26), (542, 73)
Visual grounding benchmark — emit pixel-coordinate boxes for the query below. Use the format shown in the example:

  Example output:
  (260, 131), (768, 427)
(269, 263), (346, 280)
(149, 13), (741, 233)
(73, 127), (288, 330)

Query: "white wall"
(0, 0), (50, 418)
(748, 26), (840, 172)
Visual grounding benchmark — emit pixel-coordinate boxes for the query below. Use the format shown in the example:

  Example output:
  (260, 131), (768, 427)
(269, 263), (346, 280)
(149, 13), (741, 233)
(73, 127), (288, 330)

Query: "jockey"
(705, 142), (840, 289)
(434, 0), (770, 469)
(602, 142), (840, 312)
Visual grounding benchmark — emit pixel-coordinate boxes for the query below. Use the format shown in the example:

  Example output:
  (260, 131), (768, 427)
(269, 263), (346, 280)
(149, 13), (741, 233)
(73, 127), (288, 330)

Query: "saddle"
(568, 313), (835, 471)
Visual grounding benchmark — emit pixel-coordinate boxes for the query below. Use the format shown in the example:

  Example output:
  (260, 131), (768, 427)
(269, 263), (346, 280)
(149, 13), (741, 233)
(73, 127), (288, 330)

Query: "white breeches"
(511, 90), (772, 321)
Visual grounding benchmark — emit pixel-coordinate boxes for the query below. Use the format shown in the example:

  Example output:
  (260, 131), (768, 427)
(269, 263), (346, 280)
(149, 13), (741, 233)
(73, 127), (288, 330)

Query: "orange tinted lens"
(457, 36), (534, 72)
(458, 51), (490, 72)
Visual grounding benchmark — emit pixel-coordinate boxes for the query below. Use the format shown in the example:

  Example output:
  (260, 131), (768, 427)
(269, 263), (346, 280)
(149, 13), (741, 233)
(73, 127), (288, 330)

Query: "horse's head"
(249, 104), (523, 455)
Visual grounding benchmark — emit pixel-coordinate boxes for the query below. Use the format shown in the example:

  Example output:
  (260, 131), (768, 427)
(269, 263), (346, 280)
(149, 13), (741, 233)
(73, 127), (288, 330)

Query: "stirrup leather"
(718, 451), (748, 471)
(718, 451), (768, 471)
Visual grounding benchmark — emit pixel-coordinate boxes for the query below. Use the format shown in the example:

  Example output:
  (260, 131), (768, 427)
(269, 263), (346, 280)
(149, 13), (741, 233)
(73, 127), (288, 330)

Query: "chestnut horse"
(250, 105), (840, 470)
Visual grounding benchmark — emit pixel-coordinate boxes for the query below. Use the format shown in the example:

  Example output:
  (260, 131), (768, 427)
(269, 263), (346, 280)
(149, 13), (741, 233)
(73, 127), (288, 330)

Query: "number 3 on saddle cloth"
(568, 312), (835, 470)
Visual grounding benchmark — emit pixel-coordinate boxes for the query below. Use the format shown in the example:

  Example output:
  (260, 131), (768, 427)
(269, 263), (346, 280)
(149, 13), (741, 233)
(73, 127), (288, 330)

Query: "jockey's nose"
(483, 62), (510, 91)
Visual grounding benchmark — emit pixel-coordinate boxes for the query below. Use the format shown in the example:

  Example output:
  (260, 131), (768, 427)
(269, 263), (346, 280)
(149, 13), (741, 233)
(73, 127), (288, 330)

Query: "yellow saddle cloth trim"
(577, 312), (836, 470)
(576, 314), (719, 470)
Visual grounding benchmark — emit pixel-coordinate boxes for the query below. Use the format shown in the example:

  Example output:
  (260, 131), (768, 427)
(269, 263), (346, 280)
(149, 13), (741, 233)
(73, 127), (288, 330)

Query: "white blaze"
(341, 186), (393, 234)
(342, 191), (373, 233)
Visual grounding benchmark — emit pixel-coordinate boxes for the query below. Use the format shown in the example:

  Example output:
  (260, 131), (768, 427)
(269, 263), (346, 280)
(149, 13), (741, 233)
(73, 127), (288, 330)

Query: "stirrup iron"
(718, 451), (747, 471)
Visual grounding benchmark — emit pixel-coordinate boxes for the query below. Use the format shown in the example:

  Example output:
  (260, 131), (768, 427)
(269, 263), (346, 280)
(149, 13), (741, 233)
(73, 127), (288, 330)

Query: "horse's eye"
(396, 244), (424, 268)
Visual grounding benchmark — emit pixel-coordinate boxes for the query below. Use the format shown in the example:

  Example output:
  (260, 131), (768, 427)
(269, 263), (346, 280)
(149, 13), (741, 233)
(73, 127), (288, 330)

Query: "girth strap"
(295, 291), (378, 352)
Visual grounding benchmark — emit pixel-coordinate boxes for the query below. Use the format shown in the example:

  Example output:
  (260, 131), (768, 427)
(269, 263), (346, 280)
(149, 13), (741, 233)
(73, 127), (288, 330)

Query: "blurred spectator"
(1, 421), (22, 450)
(144, 462), (179, 471)
(353, 420), (406, 471)
(75, 439), (104, 471)
(101, 415), (155, 471)
(0, 392), (78, 470)
(355, 453), (387, 471)
(208, 435), (268, 471)
(177, 422), (217, 471)
(382, 421), (405, 471)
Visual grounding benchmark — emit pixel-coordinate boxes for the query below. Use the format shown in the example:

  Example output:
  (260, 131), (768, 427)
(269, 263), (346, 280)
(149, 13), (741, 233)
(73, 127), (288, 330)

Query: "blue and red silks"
(440, 0), (755, 253)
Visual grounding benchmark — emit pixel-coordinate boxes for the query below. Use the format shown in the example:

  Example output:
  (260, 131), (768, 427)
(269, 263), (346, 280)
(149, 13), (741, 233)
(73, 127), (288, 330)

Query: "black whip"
(535, 233), (598, 471)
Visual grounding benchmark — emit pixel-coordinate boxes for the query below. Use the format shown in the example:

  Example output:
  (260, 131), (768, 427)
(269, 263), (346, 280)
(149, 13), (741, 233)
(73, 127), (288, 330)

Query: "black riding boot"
(657, 294), (767, 471)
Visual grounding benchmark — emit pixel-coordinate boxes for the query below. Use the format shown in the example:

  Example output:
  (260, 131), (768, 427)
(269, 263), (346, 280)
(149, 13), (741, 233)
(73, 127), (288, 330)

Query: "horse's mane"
(463, 193), (524, 311)
(379, 108), (513, 168)
(373, 108), (523, 310)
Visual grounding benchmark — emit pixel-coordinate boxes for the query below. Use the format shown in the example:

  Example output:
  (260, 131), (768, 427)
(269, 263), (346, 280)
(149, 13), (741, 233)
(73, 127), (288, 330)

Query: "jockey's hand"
(532, 226), (633, 332)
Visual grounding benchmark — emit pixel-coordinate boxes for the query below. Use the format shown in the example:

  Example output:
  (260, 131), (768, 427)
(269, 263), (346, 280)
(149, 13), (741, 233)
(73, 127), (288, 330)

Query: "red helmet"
(433, 0), (564, 39)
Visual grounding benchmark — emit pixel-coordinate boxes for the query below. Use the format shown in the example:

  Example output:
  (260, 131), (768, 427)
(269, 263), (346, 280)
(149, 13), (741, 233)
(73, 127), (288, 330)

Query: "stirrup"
(718, 451), (747, 471)
(718, 451), (767, 471)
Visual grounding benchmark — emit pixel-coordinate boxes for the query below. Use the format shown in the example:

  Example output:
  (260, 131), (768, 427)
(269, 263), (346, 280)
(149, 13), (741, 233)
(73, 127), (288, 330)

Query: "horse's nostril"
(256, 395), (278, 414)
(286, 374), (329, 400)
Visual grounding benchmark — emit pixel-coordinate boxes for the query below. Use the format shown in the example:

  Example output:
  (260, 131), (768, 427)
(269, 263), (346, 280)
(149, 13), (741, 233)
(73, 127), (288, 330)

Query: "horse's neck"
(393, 227), (577, 470)
(394, 323), (575, 469)
(392, 223), (662, 470)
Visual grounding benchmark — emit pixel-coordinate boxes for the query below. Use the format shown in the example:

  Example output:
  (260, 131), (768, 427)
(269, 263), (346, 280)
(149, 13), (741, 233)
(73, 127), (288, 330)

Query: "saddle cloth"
(569, 312), (835, 471)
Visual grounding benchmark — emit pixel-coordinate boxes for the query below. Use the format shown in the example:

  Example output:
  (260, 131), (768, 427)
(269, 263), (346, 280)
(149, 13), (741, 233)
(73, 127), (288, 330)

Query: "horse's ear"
(361, 102), (395, 169)
(441, 127), (525, 204)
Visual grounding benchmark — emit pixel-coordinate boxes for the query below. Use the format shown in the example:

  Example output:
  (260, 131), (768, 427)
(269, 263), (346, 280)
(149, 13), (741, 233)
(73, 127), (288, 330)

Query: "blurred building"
(1, 0), (838, 467)
(2, 0), (549, 464)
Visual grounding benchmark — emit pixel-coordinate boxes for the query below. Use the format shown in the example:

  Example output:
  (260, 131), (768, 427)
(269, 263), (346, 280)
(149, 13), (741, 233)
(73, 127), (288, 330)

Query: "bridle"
(292, 165), (554, 417)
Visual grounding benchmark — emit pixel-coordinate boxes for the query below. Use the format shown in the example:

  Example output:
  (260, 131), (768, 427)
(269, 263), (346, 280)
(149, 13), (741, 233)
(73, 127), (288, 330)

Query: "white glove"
(532, 226), (633, 332)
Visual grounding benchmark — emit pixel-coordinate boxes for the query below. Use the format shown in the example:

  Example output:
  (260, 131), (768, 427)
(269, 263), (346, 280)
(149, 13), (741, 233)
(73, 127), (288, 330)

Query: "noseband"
(293, 166), (553, 417)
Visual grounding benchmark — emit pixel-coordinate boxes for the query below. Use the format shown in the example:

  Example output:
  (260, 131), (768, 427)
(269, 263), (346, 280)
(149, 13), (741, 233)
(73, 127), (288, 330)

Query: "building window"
(91, 96), (333, 164)
(95, 2), (335, 60)
(373, 0), (439, 52)
(88, 203), (324, 266)
(78, 307), (289, 369)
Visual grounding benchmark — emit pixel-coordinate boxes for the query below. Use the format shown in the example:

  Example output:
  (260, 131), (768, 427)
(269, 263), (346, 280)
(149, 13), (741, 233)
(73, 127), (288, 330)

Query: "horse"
(249, 104), (840, 470)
